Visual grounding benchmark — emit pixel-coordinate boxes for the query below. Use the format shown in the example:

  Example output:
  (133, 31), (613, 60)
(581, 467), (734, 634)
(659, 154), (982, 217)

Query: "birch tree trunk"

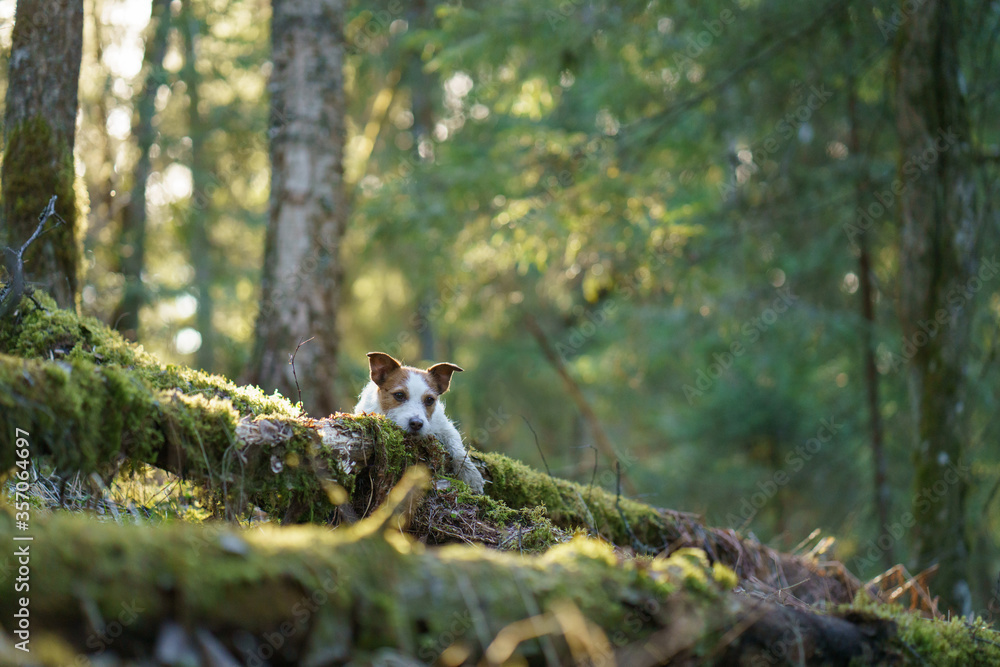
(896, 0), (981, 616)
(1, 0), (84, 310)
(247, 0), (346, 415)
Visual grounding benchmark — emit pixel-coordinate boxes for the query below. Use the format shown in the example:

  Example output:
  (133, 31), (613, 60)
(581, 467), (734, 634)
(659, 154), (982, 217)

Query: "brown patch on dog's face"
(375, 366), (415, 413)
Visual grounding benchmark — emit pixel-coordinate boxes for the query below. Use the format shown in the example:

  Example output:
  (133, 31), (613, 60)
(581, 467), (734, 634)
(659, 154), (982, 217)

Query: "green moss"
(1, 116), (78, 304)
(0, 291), (300, 418)
(844, 594), (1000, 665)
(0, 295), (421, 521)
(479, 450), (672, 548)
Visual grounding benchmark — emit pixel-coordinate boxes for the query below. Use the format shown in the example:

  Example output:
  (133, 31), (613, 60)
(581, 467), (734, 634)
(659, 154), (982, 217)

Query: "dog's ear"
(367, 352), (402, 386)
(426, 362), (463, 395)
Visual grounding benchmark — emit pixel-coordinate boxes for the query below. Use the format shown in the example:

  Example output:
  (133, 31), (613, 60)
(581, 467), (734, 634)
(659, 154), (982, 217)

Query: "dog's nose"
(407, 417), (423, 433)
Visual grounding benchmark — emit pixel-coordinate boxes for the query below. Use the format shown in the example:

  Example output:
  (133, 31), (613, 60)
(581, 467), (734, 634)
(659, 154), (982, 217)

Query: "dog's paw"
(459, 462), (485, 494)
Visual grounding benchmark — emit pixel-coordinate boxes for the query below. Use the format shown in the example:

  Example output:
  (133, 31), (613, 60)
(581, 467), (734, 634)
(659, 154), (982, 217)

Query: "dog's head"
(366, 352), (462, 436)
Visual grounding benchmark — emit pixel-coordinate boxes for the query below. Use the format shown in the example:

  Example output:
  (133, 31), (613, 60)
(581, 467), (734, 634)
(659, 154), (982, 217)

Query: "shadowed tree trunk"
(844, 12), (892, 571)
(1, 0), (84, 309)
(180, 0), (216, 372)
(896, 0), (981, 616)
(113, 0), (171, 340)
(247, 0), (346, 415)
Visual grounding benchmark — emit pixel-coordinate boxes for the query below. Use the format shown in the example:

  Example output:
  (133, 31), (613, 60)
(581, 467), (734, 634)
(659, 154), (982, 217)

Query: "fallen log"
(2, 294), (998, 664)
(0, 473), (996, 666)
(0, 292), (861, 601)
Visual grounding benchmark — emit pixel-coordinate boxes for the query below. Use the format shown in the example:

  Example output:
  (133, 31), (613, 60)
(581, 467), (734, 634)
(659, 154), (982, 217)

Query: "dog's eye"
(424, 396), (435, 407)
(392, 392), (406, 402)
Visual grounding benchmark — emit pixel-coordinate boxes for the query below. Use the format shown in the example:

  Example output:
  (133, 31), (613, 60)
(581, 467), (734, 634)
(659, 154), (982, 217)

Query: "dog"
(353, 352), (485, 493)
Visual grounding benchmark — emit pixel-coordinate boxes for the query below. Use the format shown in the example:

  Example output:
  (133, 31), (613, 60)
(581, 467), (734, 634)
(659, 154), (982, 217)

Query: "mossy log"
(0, 486), (1000, 666)
(1, 294), (860, 597)
(2, 296), (1000, 664)
(4, 476), (997, 667)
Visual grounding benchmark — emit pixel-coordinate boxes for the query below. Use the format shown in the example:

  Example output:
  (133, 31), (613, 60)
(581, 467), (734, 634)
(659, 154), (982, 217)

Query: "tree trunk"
(113, 0), (171, 341)
(247, 0), (346, 416)
(180, 0), (216, 372)
(844, 17), (892, 570)
(1, 0), (84, 310)
(896, 0), (981, 616)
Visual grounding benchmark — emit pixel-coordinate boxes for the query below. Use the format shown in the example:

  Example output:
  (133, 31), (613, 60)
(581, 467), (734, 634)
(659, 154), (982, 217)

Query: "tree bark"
(844, 18), (892, 570)
(896, 0), (981, 616)
(180, 0), (216, 372)
(247, 0), (347, 416)
(113, 0), (171, 341)
(1, 0), (84, 310)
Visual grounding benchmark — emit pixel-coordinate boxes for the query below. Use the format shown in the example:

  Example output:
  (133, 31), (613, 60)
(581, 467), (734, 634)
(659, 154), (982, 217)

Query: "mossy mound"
(0, 291), (297, 417)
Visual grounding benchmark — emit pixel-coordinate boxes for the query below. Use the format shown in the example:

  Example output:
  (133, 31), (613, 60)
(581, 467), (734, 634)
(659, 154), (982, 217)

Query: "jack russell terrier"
(354, 352), (485, 493)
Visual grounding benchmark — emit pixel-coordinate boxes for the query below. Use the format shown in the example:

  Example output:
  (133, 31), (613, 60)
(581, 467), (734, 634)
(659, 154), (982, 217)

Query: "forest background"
(1, 0), (998, 618)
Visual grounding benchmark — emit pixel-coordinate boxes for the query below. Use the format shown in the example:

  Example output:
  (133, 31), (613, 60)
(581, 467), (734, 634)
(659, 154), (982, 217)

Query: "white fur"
(354, 374), (485, 493)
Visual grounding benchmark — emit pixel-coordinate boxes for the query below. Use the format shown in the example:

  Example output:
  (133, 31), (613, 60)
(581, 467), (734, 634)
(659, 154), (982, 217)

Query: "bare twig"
(615, 461), (656, 555)
(0, 195), (64, 319)
(585, 444), (599, 506)
(289, 336), (315, 407)
(522, 415), (551, 478)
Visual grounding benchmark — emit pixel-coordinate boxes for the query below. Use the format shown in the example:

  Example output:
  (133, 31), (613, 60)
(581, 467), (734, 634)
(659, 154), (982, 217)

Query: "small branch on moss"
(522, 415), (551, 478)
(616, 461), (656, 555)
(584, 444), (598, 505)
(289, 335), (315, 406)
(0, 195), (64, 319)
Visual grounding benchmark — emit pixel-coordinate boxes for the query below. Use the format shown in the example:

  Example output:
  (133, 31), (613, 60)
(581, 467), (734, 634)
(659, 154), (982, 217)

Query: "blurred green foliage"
(3, 0), (998, 609)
